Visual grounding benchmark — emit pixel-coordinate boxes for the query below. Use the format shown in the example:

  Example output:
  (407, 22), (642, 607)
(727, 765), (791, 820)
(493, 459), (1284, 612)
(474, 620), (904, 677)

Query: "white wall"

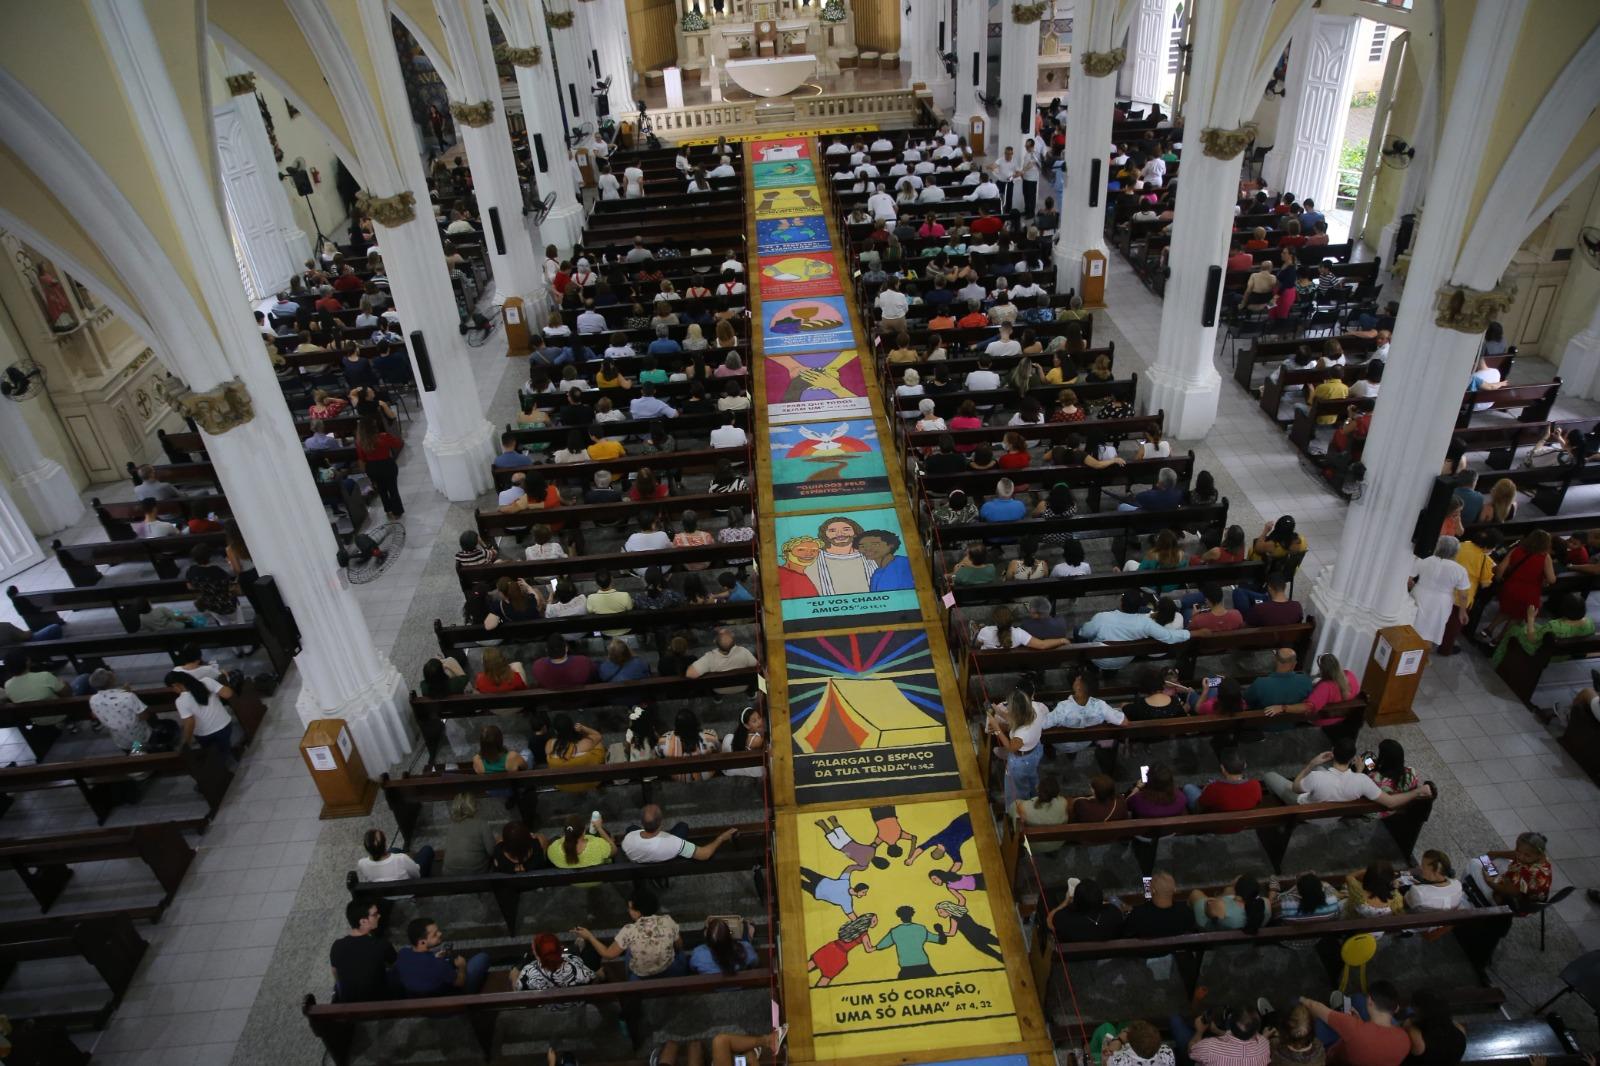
(257, 87), (350, 256)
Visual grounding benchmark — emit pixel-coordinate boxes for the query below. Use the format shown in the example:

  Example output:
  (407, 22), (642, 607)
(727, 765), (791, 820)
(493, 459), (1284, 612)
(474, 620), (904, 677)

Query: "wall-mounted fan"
(1381, 137), (1415, 169)
(941, 50), (958, 77)
(1580, 227), (1600, 271)
(0, 362), (44, 401)
(975, 88), (1000, 118)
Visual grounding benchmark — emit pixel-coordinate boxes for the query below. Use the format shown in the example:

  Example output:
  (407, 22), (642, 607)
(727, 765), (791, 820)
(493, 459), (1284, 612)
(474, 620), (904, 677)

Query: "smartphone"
(1362, 754), (1376, 771)
(1479, 854), (1499, 877)
(1142, 876), (1152, 899)
(1205, 676), (1222, 688)
(1139, 765), (1150, 785)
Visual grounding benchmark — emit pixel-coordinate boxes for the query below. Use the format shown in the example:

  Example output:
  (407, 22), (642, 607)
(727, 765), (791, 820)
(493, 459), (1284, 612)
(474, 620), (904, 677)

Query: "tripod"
(299, 189), (332, 252)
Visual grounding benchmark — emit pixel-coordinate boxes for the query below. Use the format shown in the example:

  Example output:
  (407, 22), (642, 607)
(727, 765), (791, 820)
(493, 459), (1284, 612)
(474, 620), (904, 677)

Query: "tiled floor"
(8, 201), (1600, 1063)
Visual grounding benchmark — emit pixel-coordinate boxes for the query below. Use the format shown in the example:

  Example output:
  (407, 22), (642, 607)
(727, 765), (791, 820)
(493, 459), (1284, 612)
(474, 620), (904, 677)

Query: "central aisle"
(742, 137), (1051, 1065)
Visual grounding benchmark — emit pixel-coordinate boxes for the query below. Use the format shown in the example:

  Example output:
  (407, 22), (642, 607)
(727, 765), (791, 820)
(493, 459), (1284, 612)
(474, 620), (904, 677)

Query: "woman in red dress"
(808, 913), (877, 987)
(1487, 529), (1554, 643)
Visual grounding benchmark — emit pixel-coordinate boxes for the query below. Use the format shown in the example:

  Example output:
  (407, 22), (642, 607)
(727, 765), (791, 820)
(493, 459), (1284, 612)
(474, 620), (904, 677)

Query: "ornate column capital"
(545, 6), (576, 29)
(1200, 123), (1258, 160)
(494, 43), (544, 67)
(448, 100), (496, 127)
(1011, 2), (1049, 23)
(355, 190), (417, 227)
(1080, 48), (1126, 77)
(1434, 282), (1516, 334)
(224, 72), (257, 96)
(166, 377), (255, 435)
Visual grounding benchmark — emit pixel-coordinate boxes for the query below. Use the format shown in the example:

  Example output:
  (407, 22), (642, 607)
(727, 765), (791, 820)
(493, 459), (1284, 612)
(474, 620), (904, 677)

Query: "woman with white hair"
(894, 367), (924, 416)
(1407, 535), (1472, 646)
(914, 399), (947, 434)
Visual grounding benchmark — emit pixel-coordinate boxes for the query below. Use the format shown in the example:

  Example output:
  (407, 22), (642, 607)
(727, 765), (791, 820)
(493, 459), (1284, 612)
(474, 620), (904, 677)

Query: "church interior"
(0, 1), (1599, 1065)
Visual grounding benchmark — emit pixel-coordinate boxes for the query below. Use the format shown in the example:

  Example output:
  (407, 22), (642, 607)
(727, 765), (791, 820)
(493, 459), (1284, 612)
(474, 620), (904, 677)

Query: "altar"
(674, 0), (855, 79)
(726, 54), (818, 97)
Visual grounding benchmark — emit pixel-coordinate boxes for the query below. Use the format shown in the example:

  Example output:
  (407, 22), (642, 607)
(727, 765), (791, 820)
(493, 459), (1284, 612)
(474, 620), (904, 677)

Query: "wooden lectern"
(503, 297), (532, 357)
(1360, 625), (1427, 726)
(969, 117), (985, 158)
(300, 718), (377, 818)
(1080, 249), (1107, 308)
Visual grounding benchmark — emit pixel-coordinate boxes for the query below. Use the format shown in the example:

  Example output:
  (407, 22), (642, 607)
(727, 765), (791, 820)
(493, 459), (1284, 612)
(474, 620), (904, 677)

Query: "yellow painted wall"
(628, 0), (679, 74)
(853, 0), (901, 54)
(0, 301), (90, 494)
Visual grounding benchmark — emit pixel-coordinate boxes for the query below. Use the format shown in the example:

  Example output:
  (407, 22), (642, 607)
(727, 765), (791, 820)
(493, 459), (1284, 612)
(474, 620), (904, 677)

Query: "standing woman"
(1483, 529), (1554, 643)
(990, 690), (1044, 809)
(165, 669), (236, 766)
(354, 416), (406, 520)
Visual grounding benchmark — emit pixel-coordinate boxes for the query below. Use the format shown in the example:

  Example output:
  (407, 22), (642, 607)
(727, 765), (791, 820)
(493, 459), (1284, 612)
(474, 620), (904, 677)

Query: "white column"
(995, 7), (1041, 162)
(1140, 149), (1235, 436)
(435, 0), (547, 306)
(0, 399), (82, 535)
(501, 0), (585, 254)
(906, 0), (954, 115)
(1261, 13), (1358, 211)
(0, 477), (44, 582)
(1308, 1), (1527, 668)
(952, 0), (989, 138)
(550, 0), (596, 135)
(1053, 55), (1118, 289)
(93, 0), (413, 768)
(588, 0), (635, 120)
(356, 0), (499, 500)
(1123, 0), (1170, 109)
(1376, 71), (1436, 271)
(1558, 300), (1600, 401)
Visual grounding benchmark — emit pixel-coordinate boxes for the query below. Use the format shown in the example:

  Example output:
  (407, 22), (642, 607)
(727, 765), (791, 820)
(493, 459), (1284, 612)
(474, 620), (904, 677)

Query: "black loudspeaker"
(410, 330), (437, 392)
(1201, 265), (1222, 327)
(938, 21), (945, 51)
(488, 207), (506, 255)
(1412, 476), (1457, 558)
(1019, 93), (1032, 134)
(246, 575), (301, 658)
(1089, 158), (1101, 208)
(971, 52), (979, 86)
(567, 82), (580, 118)
(533, 133), (548, 173)
(287, 166), (313, 197)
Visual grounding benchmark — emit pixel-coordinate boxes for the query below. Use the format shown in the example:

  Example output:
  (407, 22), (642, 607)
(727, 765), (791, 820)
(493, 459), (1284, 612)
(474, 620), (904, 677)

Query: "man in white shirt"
(624, 237), (654, 263)
(576, 304), (608, 334)
(621, 803), (740, 863)
(1010, 275), (1045, 300)
(824, 139), (850, 157)
(1141, 155), (1167, 187)
(985, 324), (1021, 357)
(623, 514), (673, 569)
(709, 411), (748, 449)
(965, 174), (1001, 202)
(356, 828), (433, 881)
(957, 278), (986, 305)
(964, 355), (1002, 392)
(866, 184), (898, 222)
(941, 125), (961, 147)
(721, 253), (745, 275)
(914, 158), (938, 176)
(1263, 737), (1434, 808)
(1020, 138), (1043, 216)
(870, 135), (894, 153)
(497, 472), (529, 510)
(919, 182), (946, 203)
(708, 155), (737, 179)
(993, 147), (1019, 213)
(875, 280), (909, 334)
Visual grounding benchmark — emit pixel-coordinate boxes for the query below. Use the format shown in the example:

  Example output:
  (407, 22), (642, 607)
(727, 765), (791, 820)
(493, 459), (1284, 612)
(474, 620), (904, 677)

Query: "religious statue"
(16, 247), (80, 334)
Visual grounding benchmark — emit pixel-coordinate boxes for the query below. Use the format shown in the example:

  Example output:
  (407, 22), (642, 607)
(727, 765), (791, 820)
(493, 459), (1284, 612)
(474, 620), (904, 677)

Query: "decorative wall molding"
(1200, 123), (1258, 160)
(448, 99), (496, 127)
(493, 43), (543, 67)
(224, 72), (257, 96)
(1012, 2), (1049, 25)
(355, 189), (417, 227)
(1434, 282), (1517, 334)
(165, 376), (255, 435)
(1081, 48), (1126, 78)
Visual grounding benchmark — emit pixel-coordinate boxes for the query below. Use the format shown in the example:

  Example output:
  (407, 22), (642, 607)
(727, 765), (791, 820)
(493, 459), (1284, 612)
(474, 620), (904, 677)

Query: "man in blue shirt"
(492, 432), (534, 470)
(528, 334), (574, 368)
(978, 479), (1028, 522)
(1298, 198), (1325, 232)
(647, 324), (682, 357)
(394, 918), (490, 996)
(629, 383), (678, 420)
(1076, 592), (1191, 669)
(1119, 467), (1184, 511)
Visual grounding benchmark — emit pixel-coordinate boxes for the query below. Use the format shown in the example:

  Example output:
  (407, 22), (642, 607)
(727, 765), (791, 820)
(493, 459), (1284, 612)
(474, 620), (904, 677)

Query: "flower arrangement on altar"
(820, 0), (846, 23)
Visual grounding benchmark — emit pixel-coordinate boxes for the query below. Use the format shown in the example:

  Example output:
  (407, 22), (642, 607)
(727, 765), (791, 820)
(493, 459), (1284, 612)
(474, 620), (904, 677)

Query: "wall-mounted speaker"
(1413, 476), (1458, 558)
(1019, 93), (1032, 134)
(410, 330), (437, 392)
(1089, 158), (1101, 209)
(567, 82), (580, 118)
(488, 207), (506, 256)
(533, 133), (548, 173)
(970, 52), (979, 86)
(1201, 265), (1222, 328)
(938, 21), (946, 51)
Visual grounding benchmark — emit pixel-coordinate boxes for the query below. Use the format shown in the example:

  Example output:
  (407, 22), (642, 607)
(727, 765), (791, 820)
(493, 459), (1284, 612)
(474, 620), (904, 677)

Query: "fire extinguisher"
(310, 166), (322, 185)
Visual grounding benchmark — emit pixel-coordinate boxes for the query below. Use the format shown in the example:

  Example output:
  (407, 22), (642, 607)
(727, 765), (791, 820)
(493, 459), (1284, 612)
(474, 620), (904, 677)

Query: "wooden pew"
(1000, 788), (1434, 880)
(434, 601), (758, 660)
(1493, 630), (1600, 708)
(0, 911), (150, 1030)
(926, 499), (1229, 557)
(6, 578), (193, 632)
(0, 681), (265, 761)
(903, 413), (1165, 458)
(0, 819), (205, 916)
(351, 810), (767, 930)
(921, 453), (1196, 512)
(1232, 333), (1377, 391)
(488, 446), (747, 492)
(52, 530), (229, 585)
(303, 971), (771, 1066)
(473, 490), (754, 540)
(455, 541), (755, 591)
(501, 411), (748, 453)
(6, 622), (294, 677)
(948, 559), (1266, 609)
(0, 748), (232, 824)
(408, 670), (761, 762)
(1453, 416), (1600, 471)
